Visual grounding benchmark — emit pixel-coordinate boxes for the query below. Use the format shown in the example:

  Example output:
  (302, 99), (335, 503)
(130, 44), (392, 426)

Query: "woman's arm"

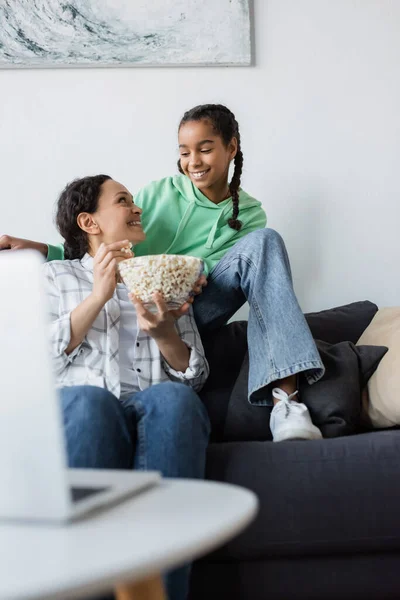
(66, 241), (133, 354)
(66, 294), (104, 355)
(130, 293), (209, 391)
(45, 274), (104, 362)
(43, 263), (86, 376)
(170, 307), (209, 392)
(45, 241), (133, 368)
(130, 292), (190, 371)
(154, 330), (190, 373)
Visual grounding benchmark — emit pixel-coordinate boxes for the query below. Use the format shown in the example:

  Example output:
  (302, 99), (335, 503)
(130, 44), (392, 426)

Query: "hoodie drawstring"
(205, 204), (233, 249)
(165, 201), (196, 254)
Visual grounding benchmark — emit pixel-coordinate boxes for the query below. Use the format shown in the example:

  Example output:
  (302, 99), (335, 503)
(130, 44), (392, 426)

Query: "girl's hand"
(0, 235), (48, 257)
(92, 240), (133, 305)
(192, 274), (208, 297)
(129, 292), (190, 341)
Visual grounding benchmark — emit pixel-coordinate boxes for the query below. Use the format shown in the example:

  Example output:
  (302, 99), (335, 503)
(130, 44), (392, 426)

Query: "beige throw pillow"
(357, 307), (400, 427)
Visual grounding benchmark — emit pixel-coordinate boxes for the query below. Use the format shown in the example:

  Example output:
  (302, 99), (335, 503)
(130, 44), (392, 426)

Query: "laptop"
(0, 250), (160, 522)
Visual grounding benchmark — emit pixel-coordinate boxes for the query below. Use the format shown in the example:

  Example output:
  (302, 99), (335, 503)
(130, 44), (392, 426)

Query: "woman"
(45, 173), (210, 600)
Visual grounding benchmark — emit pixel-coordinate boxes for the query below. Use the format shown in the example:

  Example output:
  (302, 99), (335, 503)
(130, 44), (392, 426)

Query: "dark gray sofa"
(190, 301), (400, 600)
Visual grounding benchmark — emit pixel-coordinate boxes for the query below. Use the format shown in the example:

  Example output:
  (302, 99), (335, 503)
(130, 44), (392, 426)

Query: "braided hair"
(178, 104), (243, 231)
(56, 175), (111, 259)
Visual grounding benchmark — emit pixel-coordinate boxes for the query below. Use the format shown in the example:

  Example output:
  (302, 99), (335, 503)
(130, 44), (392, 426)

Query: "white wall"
(1, 0), (399, 312)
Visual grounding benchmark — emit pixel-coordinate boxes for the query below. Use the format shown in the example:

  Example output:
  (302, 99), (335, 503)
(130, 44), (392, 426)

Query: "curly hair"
(177, 104), (243, 231)
(56, 175), (111, 259)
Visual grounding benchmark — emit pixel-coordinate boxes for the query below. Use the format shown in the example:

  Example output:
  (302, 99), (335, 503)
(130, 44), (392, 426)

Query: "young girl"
(1, 104), (324, 442)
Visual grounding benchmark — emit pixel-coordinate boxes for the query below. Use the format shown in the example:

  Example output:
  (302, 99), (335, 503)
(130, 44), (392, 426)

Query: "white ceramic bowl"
(118, 254), (204, 311)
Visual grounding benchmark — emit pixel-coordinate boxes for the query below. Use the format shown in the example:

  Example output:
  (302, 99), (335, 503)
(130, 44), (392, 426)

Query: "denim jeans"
(60, 382), (210, 600)
(193, 228), (325, 405)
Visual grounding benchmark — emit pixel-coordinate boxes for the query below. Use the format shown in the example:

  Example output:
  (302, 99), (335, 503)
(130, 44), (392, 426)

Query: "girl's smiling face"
(79, 179), (146, 249)
(178, 119), (237, 203)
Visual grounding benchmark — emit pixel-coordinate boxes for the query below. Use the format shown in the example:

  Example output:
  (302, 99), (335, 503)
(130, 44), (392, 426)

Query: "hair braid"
(228, 147), (243, 230)
(178, 103), (243, 230)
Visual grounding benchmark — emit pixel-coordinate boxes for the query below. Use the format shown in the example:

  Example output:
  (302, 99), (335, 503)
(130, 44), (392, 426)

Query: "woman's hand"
(129, 292), (190, 342)
(91, 240), (133, 306)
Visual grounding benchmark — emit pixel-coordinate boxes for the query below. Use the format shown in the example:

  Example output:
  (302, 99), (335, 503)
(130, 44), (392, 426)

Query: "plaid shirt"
(43, 254), (209, 398)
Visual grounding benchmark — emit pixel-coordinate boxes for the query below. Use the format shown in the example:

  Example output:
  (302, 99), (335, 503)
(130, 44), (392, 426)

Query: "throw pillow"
(299, 341), (387, 438)
(305, 300), (378, 344)
(223, 340), (387, 441)
(357, 307), (400, 427)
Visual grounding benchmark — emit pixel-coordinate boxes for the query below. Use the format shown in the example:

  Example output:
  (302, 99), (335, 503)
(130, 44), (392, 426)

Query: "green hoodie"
(47, 174), (266, 275)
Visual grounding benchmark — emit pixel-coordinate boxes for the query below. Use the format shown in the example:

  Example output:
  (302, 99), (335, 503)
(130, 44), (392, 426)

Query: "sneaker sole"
(273, 427), (323, 443)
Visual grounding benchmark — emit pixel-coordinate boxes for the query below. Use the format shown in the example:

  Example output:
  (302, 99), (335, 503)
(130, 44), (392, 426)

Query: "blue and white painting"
(0, 0), (251, 68)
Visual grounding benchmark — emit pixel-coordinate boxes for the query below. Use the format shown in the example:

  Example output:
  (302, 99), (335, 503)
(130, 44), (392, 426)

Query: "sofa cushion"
(357, 307), (400, 428)
(190, 554), (400, 600)
(223, 340), (387, 441)
(204, 430), (400, 560)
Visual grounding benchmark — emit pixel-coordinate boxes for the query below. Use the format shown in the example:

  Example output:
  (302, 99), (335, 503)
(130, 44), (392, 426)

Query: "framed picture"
(0, 0), (251, 68)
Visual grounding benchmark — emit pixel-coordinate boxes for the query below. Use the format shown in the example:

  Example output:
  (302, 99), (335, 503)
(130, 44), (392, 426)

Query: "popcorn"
(121, 246), (132, 254)
(118, 254), (203, 311)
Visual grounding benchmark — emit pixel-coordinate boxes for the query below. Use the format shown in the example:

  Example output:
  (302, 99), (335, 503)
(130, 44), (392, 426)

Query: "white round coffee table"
(0, 472), (258, 600)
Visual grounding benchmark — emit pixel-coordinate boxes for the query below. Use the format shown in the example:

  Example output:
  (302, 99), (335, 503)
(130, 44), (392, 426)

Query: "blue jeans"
(60, 382), (210, 600)
(193, 228), (325, 405)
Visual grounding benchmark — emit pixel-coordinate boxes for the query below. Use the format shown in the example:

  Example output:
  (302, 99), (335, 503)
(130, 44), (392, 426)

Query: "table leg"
(115, 574), (166, 600)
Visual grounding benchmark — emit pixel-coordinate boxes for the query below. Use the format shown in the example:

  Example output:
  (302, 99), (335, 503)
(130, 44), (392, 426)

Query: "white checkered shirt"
(43, 254), (209, 398)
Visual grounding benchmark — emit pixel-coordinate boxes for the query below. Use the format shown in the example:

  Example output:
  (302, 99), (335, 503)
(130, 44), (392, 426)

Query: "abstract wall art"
(0, 0), (251, 68)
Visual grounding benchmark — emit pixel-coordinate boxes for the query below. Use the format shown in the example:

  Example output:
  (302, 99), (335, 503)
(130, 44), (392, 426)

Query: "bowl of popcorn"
(118, 254), (204, 311)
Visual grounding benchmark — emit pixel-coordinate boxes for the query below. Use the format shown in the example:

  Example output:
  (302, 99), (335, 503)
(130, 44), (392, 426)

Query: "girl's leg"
(193, 228), (325, 405)
(60, 385), (134, 469)
(121, 382), (210, 600)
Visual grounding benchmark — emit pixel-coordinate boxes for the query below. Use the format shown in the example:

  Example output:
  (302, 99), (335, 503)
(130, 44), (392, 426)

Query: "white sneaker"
(270, 388), (323, 442)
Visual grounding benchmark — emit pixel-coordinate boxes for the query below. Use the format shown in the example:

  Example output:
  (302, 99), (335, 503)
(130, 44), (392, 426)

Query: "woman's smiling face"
(90, 179), (146, 246)
(178, 119), (237, 203)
